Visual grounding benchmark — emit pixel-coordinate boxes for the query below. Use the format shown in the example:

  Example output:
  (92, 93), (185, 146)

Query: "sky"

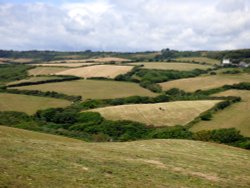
(0, 0), (250, 52)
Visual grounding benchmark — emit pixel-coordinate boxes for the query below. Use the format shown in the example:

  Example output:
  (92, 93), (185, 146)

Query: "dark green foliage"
(35, 108), (78, 124)
(7, 76), (80, 87)
(76, 112), (103, 124)
(223, 82), (250, 90)
(4, 89), (82, 102)
(222, 70), (241, 74)
(200, 112), (212, 121)
(194, 128), (243, 144)
(148, 126), (193, 139)
(0, 64), (31, 83)
(0, 111), (31, 125)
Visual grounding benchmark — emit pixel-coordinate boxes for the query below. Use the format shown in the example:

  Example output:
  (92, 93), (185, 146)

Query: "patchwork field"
(7, 76), (61, 86)
(0, 58), (34, 63)
(55, 65), (134, 78)
(175, 57), (220, 65)
(191, 90), (250, 137)
(50, 57), (130, 64)
(12, 80), (156, 100)
(1, 126), (249, 188)
(0, 93), (70, 114)
(130, 62), (212, 71)
(33, 63), (96, 67)
(90, 100), (221, 126)
(160, 74), (250, 92)
(29, 67), (70, 76)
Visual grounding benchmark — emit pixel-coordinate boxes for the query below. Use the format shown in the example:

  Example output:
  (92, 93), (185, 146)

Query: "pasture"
(12, 80), (156, 100)
(1, 126), (249, 188)
(0, 93), (70, 114)
(191, 90), (250, 136)
(160, 74), (250, 92)
(55, 65), (134, 78)
(90, 100), (221, 126)
(175, 57), (220, 65)
(130, 62), (212, 71)
(28, 67), (70, 76)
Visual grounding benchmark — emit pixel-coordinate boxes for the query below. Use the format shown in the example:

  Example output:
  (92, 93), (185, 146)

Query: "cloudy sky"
(0, 0), (249, 51)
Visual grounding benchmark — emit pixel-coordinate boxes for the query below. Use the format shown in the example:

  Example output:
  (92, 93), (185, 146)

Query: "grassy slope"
(33, 63), (96, 67)
(28, 67), (70, 76)
(0, 93), (70, 115)
(90, 100), (221, 126)
(175, 57), (220, 65)
(130, 62), (212, 71)
(12, 80), (156, 100)
(0, 126), (249, 188)
(160, 74), (250, 92)
(191, 90), (250, 136)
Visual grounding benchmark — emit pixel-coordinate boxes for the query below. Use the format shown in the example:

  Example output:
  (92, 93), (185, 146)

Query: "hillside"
(0, 126), (249, 188)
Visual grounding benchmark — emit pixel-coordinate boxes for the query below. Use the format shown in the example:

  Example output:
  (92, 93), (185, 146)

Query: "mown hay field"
(33, 63), (96, 67)
(0, 93), (70, 114)
(55, 65), (134, 78)
(29, 67), (70, 76)
(90, 100), (221, 126)
(1, 125), (249, 188)
(175, 57), (220, 65)
(191, 90), (250, 136)
(130, 62), (212, 71)
(12, 80), (156, 100)
(160, 74), (250, 92)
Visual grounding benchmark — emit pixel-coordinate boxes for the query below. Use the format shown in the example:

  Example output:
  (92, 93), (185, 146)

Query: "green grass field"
(160, 74), (250, 92)
(29, 67), (70, 76)
(7, 76), (61, 86)
(175, 57), (220, 65)
(0, 126), (249, 188)
(191, 90), (250, 137)
(0, 93), (70, 114)
(89, 100), (221, 126)
(12, 80), (156, 100)
(129, 62), (212, 71)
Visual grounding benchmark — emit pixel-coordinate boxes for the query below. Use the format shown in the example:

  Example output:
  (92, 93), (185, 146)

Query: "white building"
(222, 59), (231, 65)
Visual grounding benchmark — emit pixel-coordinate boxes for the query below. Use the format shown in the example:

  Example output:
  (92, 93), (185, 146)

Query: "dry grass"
(33, 63), (96, 67)
(175, 57), (220, 65)
(0, 125), (249, 188)
(130, 62), (212, 71)
(160, 74), (250, 92)
(191, 90), (250, 136)
(55, 65), (134, 79)
(28, 67), (70, 76)
(0, 93), (70, 115)
(12, 80), (156, 100)
(89, 100), (221, 126)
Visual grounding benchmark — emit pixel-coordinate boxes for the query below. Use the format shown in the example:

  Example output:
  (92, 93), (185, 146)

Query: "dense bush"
(0, 111), (31, 125)
(4, 89), (82, 102)
(0, 64), (31, 83)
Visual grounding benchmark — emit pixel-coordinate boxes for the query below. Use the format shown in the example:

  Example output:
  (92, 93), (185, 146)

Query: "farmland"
(0, 93), (70, 114)
(175, 57), (220, 65)
(50, 57), (130, 64)
(12, 80), (156, 100)
(55, 65), (134, 78)
(1, 126), (249, 188)
(29, 67), (70, 76)
(7, 76), (61, 86)
(33, 63), (96, 67)
(191, 90), (250, 137)
(130, 62), (212, 71)
(160, 74), (250, 92)
(90, 100), (221, 126)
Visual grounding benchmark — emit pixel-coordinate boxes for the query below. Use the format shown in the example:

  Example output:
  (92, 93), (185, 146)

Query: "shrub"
(200, 112), (212, 121)
(77, 112), (103, 124)
(0, 111), (31, 125)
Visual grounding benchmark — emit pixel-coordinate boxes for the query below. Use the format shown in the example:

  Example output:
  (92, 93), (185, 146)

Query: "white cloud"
(0, 0), (249, 51)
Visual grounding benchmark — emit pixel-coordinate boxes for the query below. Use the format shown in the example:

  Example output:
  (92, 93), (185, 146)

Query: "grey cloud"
(0, 0), (249, 51)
